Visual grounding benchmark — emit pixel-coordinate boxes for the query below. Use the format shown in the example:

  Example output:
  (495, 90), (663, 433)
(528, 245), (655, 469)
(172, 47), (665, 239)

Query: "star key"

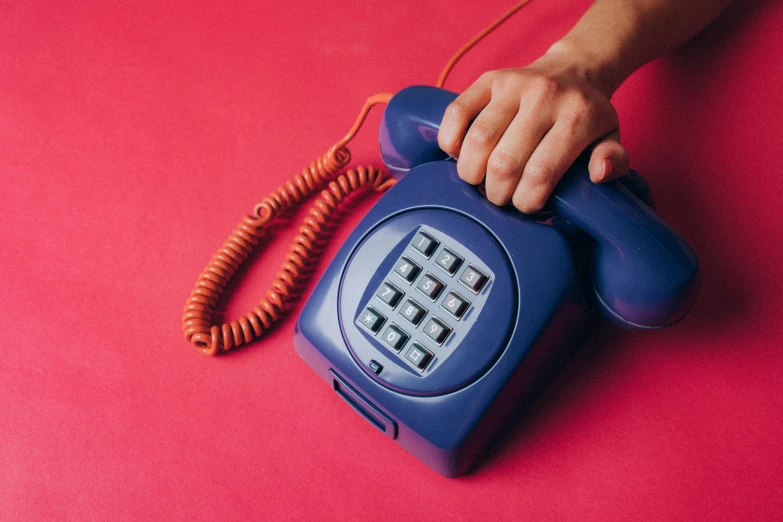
(357, 306), (385, 333)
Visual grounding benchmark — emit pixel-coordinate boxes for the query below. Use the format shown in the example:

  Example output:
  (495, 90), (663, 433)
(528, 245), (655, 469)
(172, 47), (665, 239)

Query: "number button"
(357, 306), (386, 333)
(440, 291), (470, 319)
(392, 256), (421, 283)
(376, 281), (403, 308)
(423, 317), (451, 345)
(381, 324), (409, 352)
(398, 299), (427, 326)
(458, 265), (488, 293)
(411, 232), (439, 258)
(434, 248), (463, 275)
(404, 343), (434, 371)
(416, 273), (445, 301)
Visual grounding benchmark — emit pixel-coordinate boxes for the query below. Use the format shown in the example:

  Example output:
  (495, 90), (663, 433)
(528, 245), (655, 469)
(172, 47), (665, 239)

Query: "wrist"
(543, 37), (631, 98)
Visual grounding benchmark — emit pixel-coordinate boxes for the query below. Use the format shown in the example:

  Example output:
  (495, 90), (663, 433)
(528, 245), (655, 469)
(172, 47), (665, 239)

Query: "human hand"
(437, 46), (628, 214)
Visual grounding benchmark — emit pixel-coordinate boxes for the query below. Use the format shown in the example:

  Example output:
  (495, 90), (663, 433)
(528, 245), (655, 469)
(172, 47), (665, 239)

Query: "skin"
(438, 0), (733, 213)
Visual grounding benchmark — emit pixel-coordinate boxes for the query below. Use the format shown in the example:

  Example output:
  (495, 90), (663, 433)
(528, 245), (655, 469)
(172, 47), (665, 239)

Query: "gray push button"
(357, 306), (385, 333)
(441, 291), (470, 319)
(423, 317), (451, 345)
(459, 265), (489, 293)
(381, 324), (410, 352)
(435, 248), (463, 275)
(416, 273), (445, 301)
(399, 299), (427, 326)
(404, 343), (434, 370)
(376, 281), (403, 308)
(393, 256), (421, 283)
(411, 232), (439, 258)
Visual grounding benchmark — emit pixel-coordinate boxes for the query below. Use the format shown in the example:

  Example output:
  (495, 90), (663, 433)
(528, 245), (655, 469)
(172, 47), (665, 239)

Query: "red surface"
(2, 1), (782, 519)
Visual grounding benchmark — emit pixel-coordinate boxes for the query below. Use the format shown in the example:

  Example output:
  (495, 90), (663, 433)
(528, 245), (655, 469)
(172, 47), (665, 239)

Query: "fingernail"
(600, 158), (613, 181)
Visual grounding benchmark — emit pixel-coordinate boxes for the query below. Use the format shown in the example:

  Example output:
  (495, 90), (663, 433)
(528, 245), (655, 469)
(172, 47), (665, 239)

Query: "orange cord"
(182, 94), (394, 355)
(183, 2), (534, 354)
(436, 0), (534, 88)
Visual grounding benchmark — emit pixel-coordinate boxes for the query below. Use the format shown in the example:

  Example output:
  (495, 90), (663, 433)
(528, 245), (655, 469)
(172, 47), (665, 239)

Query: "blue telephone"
(293, 85), (700, 477)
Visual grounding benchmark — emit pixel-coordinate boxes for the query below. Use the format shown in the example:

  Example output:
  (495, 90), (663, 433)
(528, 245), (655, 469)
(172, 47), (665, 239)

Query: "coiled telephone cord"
(183, 0), (533, 354)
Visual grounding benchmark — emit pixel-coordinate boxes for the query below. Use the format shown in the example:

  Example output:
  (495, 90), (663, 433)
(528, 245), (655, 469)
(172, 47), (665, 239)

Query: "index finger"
(438, 76), (493, 158)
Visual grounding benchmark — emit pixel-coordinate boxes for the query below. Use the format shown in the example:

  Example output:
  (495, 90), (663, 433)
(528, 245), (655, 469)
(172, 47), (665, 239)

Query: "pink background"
(2, 0), (781, 519)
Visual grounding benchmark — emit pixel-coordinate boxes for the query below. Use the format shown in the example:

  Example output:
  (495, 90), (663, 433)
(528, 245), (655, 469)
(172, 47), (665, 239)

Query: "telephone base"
(295, 161), (599, 477)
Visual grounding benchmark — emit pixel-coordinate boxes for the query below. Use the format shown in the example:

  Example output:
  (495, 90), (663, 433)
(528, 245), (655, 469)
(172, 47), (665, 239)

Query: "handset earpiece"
(379, 86), (458, 178)
(552, 159), (699, 329)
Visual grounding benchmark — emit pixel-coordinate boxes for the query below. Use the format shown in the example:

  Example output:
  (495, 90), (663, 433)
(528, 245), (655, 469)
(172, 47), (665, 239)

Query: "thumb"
(588, 130), (629, 183)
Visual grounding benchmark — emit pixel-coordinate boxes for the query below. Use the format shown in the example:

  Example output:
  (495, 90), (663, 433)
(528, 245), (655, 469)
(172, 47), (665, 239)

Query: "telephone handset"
(293, 85), (699, 477)
(379, 86), (700, 329)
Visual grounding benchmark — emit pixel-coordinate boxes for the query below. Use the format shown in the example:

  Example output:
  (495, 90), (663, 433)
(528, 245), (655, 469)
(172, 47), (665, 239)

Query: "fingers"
(455, 93), (520, 185)
(484, 109), (552, 206)
(438, 75), (493, 159)
(438, 64), (626, 214)
(511, 108), (617, 213)
(588, 130), (629, 183)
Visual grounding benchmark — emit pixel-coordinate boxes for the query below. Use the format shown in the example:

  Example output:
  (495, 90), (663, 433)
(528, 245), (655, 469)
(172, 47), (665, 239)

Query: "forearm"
(547, 0), (732, 96)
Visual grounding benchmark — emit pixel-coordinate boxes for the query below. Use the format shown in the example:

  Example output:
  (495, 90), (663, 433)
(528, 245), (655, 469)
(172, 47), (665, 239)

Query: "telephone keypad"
(376, 282), (404, 308)
(357, 306), (385, 333)
(423, 317), (451, 345)
(458, 265), (488, 294)
(381, 324), (409, 352)
(411, 232), (439, 258)
(404, 343), (434, 371)
(435, 248), (463, 275)
(440, 291), (470, 320)
(416, 273), (445, 301)
(359, 228), (493, 373)
(393, 256), (421, 283)
(399, 299), (427, 326)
